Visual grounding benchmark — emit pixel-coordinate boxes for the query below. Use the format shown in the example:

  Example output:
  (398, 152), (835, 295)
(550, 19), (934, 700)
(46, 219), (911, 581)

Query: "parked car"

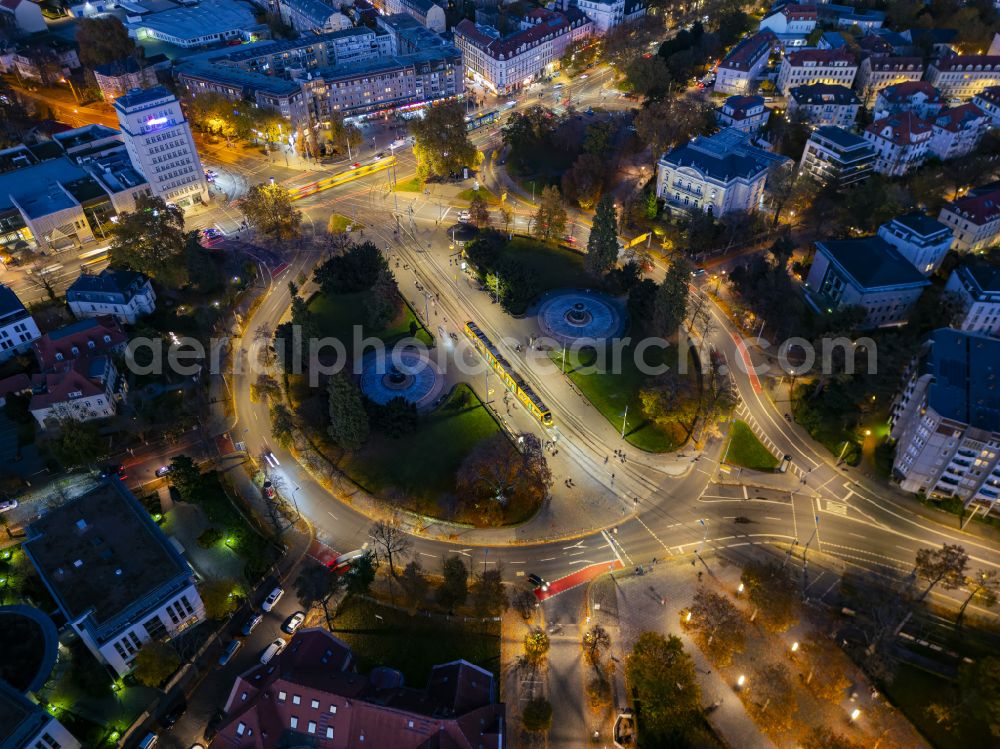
(262, 586), (284, 612)
(218, 639), (242, 666)
(260, 638), (286, 664)
(155, 465), (172, 477)
(158, 700), (187, 728)
(0, 499), (18, 513)
(99, 463), (126, 479)
(282, 611), (305, 634)
(458, 210), (471, 222)
(262, 480), (276, 499)
(527, 574), (550, 591)
(200, 227), (223, 248)
(241, 613), (262, 636)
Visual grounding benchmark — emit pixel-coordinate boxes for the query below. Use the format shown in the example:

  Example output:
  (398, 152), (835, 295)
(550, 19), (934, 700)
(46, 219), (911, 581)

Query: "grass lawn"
(457, 186), (499, 204)
(309, 291), (432, 349)
(332, 596), (500, 687)
(394, 176), (423, 192)
(504, 237), (592, 296)
(341, 384), (501, 506)
(554, 337), (698, 453)
(723, 420), (778, 471)
(327, 213), (362, 233)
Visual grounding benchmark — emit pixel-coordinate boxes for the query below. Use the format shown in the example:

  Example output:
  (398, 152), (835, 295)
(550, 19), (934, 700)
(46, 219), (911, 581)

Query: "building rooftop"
(932, 54), (1000, 72)
(177, 62), (304, 96)
(820, 31), (846, 49)
(112, 85), (175, 112)
(33, 316), (127, 370)
(29, 356), (111, 412)
(934, 103), (987, 133)
(789, 82), (859, 106)
(454, 9), (589, 59)
(864, 56), (922, 72)
(810, 125), (871, 151)
(878, 80), (943, 103)
(942, 186), (1000, 224)
(785, 48), (856, 67)
(957, 261), (1000, 295)
(866, 111), (932, 146)
(660, 127), (789, 182)
(282, 0), (341, 26)
(816, 236), (930, 290)
(23, 480), (193, 629)
(975, 85), (1000, 107)
(125, 0), (258, 43)
(0, 284), (28, 323)
(883, 212), (951, 242)
(315, 46), (460, 82)
(924, 328), (1000, 432)
(67, 268), (150, 305)
(0, 678), (54, 748)
(718, 30), (775, 71)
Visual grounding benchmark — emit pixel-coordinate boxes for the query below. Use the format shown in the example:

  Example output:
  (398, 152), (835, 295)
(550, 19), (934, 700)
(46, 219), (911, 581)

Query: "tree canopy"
(327, 373), (369, 450)
(625, 632), (701, 740)
(456, 432), (551, 525)
(585, 194), (619, 276)
(75, 16), (137, 69)
(239, 183), (302, 240)
(410, 100), (478, 179)
(109, 194), (189, 288)
(532, 185), (568, 243)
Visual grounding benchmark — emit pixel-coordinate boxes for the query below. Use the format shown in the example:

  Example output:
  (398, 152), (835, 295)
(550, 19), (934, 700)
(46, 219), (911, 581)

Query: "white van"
(138, 733), (158, 749)
(260, 638), (286, 664)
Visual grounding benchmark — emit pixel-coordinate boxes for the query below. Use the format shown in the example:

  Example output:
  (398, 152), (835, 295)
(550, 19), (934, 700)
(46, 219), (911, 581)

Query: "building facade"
(786, 83), (860, 127)
(938, 185), (1000, 253)
(715, 95), (770, 133)
(873, 80), (945, 120)
(0, 680), (81, 749)
(945, 263), (1000, 334)
(93, 57), (158, 102)
(877, 213), (953, 276)
(854, 56), (923, 105)
(928, 103), (988, 161)
(973, 85), (1000, 127)
(29, 355), (121, 428)
(66, 268), (156, 324)
(714, 30), (775, 95)
(575, 0), (645, 34)
(863, 112), (932, 177)
(776, 49), (857, 95)
(799, 125), (876, 188)
(0, 0), (47, 34)
(926, 55), (1000, 101)
(114, 86), (208, 207)
(0, 284), (40, 361)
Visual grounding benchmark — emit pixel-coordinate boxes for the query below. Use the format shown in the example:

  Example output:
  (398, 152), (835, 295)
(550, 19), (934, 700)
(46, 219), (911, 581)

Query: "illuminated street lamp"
(737, 582), (744, 594)
(736, 674), (746, 689)
(850, 708), (861, 722)
(790, 641), (799, 653)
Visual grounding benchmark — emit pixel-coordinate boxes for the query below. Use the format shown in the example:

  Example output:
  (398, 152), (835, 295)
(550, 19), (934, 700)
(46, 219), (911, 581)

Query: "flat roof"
(817, 236), (929, 290)
(24, 481), (192, 628)
(113, 85), (175, 111)
(177, 61), (303, 96)
(1, 157), (86, 217)
(126, 0), (257, 42)
(925, 328), (1000, 432)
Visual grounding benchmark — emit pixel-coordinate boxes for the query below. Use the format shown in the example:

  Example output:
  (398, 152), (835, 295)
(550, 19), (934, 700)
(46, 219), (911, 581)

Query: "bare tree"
(914, 544), (969, 602)
(370, 518), (412, 577)
(511, 587), (537, 620)
(957, 569), (1000, 627)
(685, 587), (746, 666)
(583, 624), (611, 668)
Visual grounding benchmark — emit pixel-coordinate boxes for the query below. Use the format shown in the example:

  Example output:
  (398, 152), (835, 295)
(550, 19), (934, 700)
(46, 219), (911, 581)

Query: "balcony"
(670, 182), (705, 198)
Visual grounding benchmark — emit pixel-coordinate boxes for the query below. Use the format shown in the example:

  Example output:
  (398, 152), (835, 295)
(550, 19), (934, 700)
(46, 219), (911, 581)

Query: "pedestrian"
(604, 455), (609, 464)
(611, 473), (615, 482)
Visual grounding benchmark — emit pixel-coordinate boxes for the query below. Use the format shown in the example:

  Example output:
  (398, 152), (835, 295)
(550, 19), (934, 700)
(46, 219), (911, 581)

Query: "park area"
(308, 289), (432, 349)
(723, 420), (778, 471)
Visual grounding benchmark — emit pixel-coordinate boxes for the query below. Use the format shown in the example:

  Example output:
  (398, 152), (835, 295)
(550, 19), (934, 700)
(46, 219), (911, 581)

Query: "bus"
(465, 109), (500, 132)
(463, 321), (553, 426)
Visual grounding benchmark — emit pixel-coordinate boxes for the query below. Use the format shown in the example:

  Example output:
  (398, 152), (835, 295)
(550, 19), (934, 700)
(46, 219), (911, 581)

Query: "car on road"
(204, 172), (215, 182)
(158, 700), (187, 728)
(260, 637), (286, 664)
(262, 586), (284, 611)
(218, 639), (242, 666)
(262, 480), (276, 499)
(99, 463), (127, 480)
(200, 227), (224, 247)
(528, 574), (550, 591)
(352, 162), (362, 169)
(0, 499), (18, 513)
(282, 611), (305, 634)
(458, 210), (471, 222)
(374, 152), (386, 159)
(155, 465), (172, 477)
(580, 73), (589, 79)
(241, 612), (263, 636)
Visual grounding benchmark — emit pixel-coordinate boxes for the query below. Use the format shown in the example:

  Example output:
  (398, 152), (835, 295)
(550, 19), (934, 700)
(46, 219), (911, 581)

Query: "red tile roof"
(33, 316), (126, 370)
(975, 85), (1000, 106)
(934, 103), (987, 133)
(866, 112), (933, 146)
(454, 9), (589, 60)
(879, 80), (942, 103)
(719, 30), (776, 71)
(29, 358), (109, 411)
(781, 3), (817, 20)
(943, 188), (1000, 225)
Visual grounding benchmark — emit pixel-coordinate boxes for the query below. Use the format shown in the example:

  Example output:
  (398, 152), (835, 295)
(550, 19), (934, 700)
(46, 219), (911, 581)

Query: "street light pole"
(620, 404), (628, 439)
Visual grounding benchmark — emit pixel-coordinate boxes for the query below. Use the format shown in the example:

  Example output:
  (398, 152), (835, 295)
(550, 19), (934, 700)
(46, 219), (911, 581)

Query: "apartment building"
(928, 103), (988, 161)
(177, 63), (310, 125)
(938, 184), (1000, 253)
(715, 95), (770, 133)
(93, 56), (159, 102)
(126, 0), (262, 48)
(873, 80), (945, 120)
(926, 55), (1000, 101)
(714, 30), (776, 95)
(944, 262), (1000, 334)
(877, 213), (953, 276)
(0, 284), (40, 362)
(776, 49), (857, 95)
(23, 480), (206, 676)
(758, 3), (816, 46)
(786, 83), (860, 127)
(32, 316), (127, 370)
(854, 56), (923, 105)
(799, 125), (876, 188)
(574, 0), (645, 34)
(29, 355), (121, 428)
(385, 0), (446, 33)
(973, 85), (1000, 127)
(890, 329), (1000, 510)
(66, 268), (156, 324)
(863, 112), (933, 177)
(277, 0), (351, 34)
(0, 680), (80, 749)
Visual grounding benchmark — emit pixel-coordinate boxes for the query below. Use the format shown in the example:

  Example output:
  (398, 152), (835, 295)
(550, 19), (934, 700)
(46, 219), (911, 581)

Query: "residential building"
(32, 316), (127, 370)
(714, 30), (775, 95)
(864, 112), (933, 177)
(926, 55), (1000, 101)
(715, 94), (770, 134)
(377, 12), (448, 55)
(9, 37), (80, 86)
(29, 355), (122, 427)
(759, 3), (817, 38)
(973, 85), (1000, 127)
(877, 213), (953, 276)
(278, 0), (351, 34)
(928, 103), (988, 161)
(0, 284), (40, 362)
(23, 480), (206, 676)
(873, 80), (945, 120)
(176, 63), (309, 126)
(787, 83), (860, 127)
(854, 56), (923, 105)
(804, 236), (930, 328)
(857, 34), (894, 59)
(817, 3), (884, 30)
(776, 49), (857, 95)
(66, 0), (116, 17)
(0, 0), (47, 34)
(0, 678), (81, 749)
(210, 628), (505, 749)
(93, 56), (158, 102)
(656, 128), (790, 217)
(386, 0), (446, 33)
(126, 0), (264, 48)
(939, 184), (1000, 253)
(67, 268), (156, 324)
(574, 0), (645, 34)
(992, 31), (1000, 57)
(454, 8), (592, 95)
(945, 262), (1000, 334)
(890, 329), (1000, 510)
(818, 31), (847, 51)
(799, 125), (876, 188)
(114, 86), (208, 207)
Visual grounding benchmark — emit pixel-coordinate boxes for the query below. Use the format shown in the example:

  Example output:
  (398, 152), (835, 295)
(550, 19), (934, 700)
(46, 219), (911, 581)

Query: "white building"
(877, 213), (953, 276)
(758, 3), (817, 37)
(127, 0), (261, 48)
(945, 263), (1000, 335)
(279, 0), (351, 34)
(863, 112), (932, 177)
(939, 185), (1000, 253)
(714, 31), (775, 96)
(928, 103), (988, 161)
(575, 0), (645, 34)
(66, 268), (156, 324)
(656, 128), (790, 217)
(454, 8), (592, 95)
(0, 680), (81, 749)
(890, 329), (1000, 510)
(715, 95), (770, 134)
(854, 56), (923, 105)
(23, 481), (206, 677)
(805, 236), (929, 328)
(926, 55), (1000, 101)
(799, 125), (876, 188)
(776, 49), (857, 95)
(29, 355), (121, 428)
(873, 80), (945, 120)
(0, 0), (47, 34)
(114, 86), (208, 207)
(386, 0), (446, 34)
(93, 56), (158, 102)
(0, 284), (40, 361)
(787, 83), (860, 128)
(973, 86), (1000, 127)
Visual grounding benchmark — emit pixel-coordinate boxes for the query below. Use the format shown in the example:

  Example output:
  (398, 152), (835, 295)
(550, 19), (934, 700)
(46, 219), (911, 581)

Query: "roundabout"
(536, 290), (626, 345)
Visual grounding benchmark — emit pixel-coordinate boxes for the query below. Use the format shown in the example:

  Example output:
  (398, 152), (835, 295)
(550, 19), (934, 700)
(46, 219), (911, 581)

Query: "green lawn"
(327, 213), (362, 233)
(308, 291), (432, 349)
(341, 384), (501, 508)
(457, 186), (499, 204)
(504, 237), (592, 295)
(554, 338), (697, 453)
(332, 596), (500, 687)
(723, 420), (778, 471)
(394, 176), (423, 193)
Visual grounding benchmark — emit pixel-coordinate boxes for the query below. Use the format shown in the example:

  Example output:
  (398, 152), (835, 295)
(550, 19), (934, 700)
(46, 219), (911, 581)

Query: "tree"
(767, 165), (818, 228)
(132, 642), (180, 687)
(583, 624), (611, 667)
(363, 267), (401, 330)
(345, 550), (377, 597)
(522, 697), (553, 731)
(839, 568), (914, 683)
(168, 455), (203, 497)
(45, 419), (104, 468)
(399, 560), (430, 607)
(410, 100), (478, 179)
(653, 259), (690, 337)
(959, 656), (1000, 738)
(455, 433), (551, 525)
(532, 185), (567, 242)
(109, 194), (189, 288)
(270, 403), (295, 449)
(915, 543), (969, 601)
(370, 519), (412, 578)
(802, 727), (864, 749)
(239, 182), (302, 240)
(748, 663), (796, 732)
(800, 634), (850, 702)
(75, 16), (137, 69)
(957, 569), (1000, 626)
(295, 562), (340, 628)
(437, 555), (469, 612)
(523, 629), (550, 665)
(327, 373), (369, 450)
(562, 152), (606, 209)
(314, 241), (389, 294)
(585, 194), (619, 276)
(740, 560), (799, 632)
(634, 94), (715, 156)
(625, 632), (701, 740)
(686, 588), (746, 665)
(468, 193), (491, 228)
(201, 579), (239, 620)
(471, 567), (508, 617)
(250, 374), (281, 404)
(511, 587), (537, 620)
